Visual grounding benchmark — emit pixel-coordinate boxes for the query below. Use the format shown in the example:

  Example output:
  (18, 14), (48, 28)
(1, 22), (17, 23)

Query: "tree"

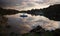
(43, 4), (60, 21)
(54, 29), (60, 36)
(0, 7), (20, 15)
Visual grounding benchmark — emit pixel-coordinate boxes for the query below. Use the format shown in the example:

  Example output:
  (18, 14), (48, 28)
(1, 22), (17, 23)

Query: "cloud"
(0, 0), (60, 10)
(5, 13), (59, 34)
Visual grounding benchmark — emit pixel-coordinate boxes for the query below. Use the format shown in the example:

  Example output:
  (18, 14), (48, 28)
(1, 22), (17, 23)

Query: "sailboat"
(20, 13), (28, 18)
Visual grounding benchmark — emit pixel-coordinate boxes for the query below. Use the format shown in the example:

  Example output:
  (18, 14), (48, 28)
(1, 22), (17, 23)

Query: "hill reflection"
(5, 13), (59, 34)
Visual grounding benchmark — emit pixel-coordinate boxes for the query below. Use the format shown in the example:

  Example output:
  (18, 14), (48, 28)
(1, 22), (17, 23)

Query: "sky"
(0, 0), (60, 10)
(5, 13), (60, 34)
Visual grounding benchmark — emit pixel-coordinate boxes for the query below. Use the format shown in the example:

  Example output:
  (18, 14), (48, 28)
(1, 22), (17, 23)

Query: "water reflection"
(5, 13), (59, 34)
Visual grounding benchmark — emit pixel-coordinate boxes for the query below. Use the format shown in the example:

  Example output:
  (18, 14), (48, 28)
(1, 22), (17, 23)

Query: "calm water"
(5, 13), (59, 34)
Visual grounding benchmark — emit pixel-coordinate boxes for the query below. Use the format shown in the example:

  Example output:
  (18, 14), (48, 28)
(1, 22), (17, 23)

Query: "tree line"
(0, 4), (60, 21)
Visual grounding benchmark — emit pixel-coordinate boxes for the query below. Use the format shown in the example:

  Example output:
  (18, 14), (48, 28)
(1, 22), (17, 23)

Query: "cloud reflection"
(5, 13), (59, 34)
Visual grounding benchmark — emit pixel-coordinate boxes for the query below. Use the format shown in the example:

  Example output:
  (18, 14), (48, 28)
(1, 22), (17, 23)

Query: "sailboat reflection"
(20, 13), (28, 18)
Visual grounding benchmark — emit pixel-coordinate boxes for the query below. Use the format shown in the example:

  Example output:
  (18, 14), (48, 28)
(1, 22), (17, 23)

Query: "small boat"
(20, 13), (28, 18)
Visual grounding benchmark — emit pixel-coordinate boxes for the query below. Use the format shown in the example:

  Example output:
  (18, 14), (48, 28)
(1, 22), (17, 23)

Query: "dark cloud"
(0, 0), (23, 7)
(0, 0), (60, 10)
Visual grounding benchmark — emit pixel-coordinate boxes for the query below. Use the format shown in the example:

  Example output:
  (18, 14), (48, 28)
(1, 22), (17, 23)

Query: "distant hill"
(0, 4), (60, 21)
(43, 4), (60, 21)
(20, 4), (60, 21)
(0, 8), (20, 15)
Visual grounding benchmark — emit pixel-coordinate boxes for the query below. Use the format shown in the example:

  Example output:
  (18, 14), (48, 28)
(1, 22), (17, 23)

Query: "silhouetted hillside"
(0, 8), (20, 15)
(0, 4), (60, 21)
(20, 9), (43, 16)
(30, 26), (45, 33)
(0, 5), (60, 36)
(22, 26), (60, 36)
(20, 4), (60, 21)
(43, 4), (60, 21)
